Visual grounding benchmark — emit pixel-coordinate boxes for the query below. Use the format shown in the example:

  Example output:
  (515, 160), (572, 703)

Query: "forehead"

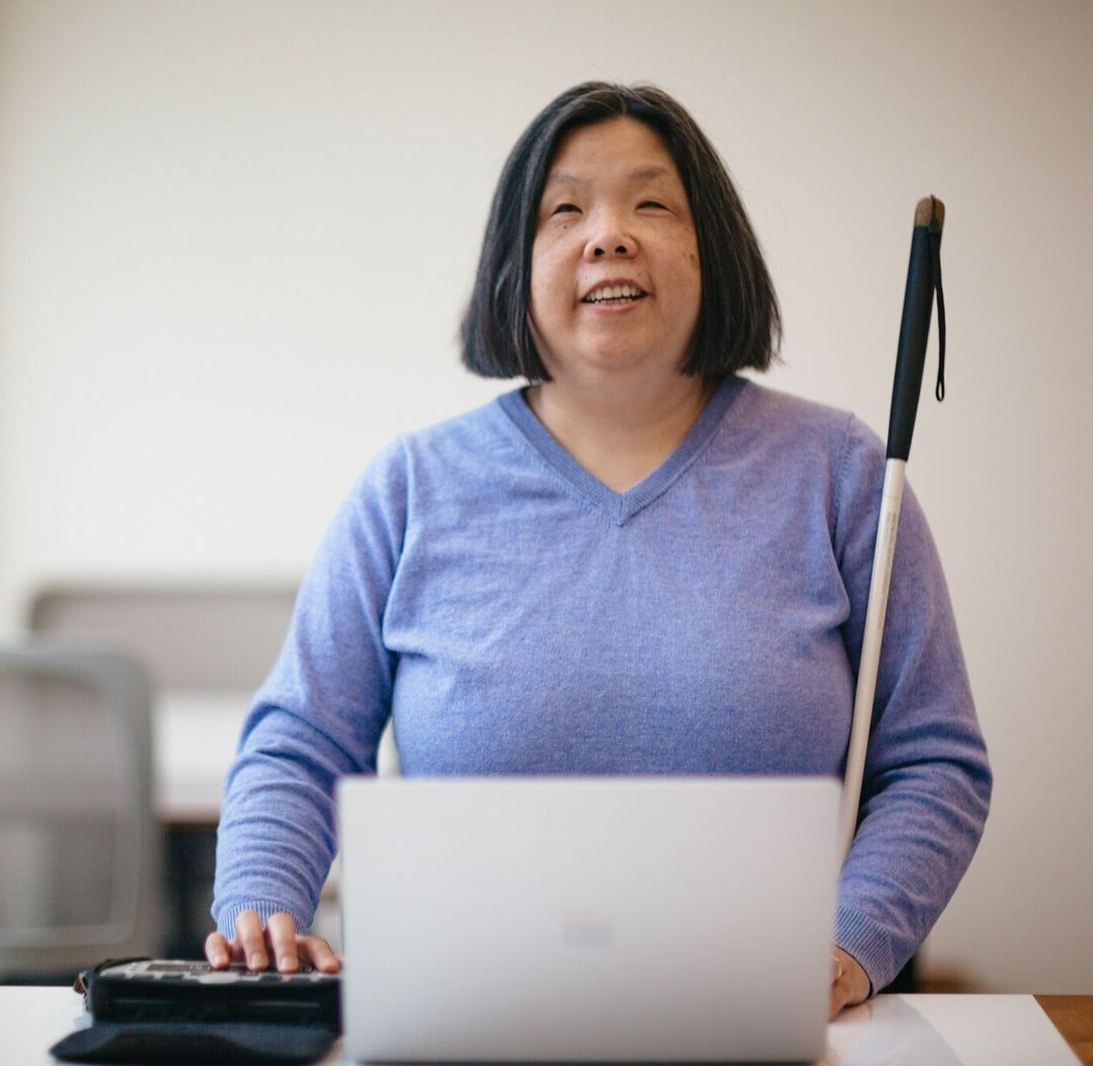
(543, 116), (683, 188)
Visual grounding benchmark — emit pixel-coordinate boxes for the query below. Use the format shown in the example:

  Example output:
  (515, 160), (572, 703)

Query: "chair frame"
(0, 644), (162, 978)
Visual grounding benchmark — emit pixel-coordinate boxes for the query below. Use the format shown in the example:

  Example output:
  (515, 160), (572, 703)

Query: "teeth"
(586, 284), (643, 303)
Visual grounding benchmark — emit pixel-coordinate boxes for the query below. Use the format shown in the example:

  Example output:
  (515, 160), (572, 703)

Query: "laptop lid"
(338, 776), (840, 1064)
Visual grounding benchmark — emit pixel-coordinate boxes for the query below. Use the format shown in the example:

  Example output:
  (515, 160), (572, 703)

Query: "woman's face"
(529, 117), (701, 386)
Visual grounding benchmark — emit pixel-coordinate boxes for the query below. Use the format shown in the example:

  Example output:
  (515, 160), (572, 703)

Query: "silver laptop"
(338, 776), (840, 1063)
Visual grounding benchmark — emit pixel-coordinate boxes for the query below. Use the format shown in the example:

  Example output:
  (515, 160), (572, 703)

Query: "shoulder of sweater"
(730, 378), (882, 456)
(736, 377), (853, 430)
(345, 390), (521, 500)
(391, 390), (517, 459)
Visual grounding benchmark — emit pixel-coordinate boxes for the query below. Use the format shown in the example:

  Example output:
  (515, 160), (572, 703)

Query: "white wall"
(2, 0), (1091, 992)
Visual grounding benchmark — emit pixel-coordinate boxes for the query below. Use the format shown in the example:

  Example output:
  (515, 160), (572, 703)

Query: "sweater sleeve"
(832, 416), (991, 991)
(211, 440), (409, 936)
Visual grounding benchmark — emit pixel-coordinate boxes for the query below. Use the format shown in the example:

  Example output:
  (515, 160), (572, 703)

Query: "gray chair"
(25, 584), (302, 958)
(0, 645), (162, 981)
(26, 582), (396, 957)
(28, 581), (400, 775)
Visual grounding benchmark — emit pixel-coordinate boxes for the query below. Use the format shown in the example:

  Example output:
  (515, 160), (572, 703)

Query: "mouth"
(581, 282), (648, 305)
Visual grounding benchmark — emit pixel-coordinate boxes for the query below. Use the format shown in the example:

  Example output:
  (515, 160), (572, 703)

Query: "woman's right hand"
(205, 909), (341, 974)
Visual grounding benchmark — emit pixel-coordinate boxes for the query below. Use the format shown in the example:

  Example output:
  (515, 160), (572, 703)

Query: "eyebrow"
(544, 164), (675, 188)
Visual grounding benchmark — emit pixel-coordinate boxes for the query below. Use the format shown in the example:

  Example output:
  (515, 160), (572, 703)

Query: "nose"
(583, 208), (636, 261)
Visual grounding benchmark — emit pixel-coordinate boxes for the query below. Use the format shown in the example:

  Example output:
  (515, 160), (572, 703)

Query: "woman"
(207, 83), (991, 1019)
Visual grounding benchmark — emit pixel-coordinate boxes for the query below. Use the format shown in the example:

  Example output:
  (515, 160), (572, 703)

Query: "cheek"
(665, 225), (700, 281)
(679, 247), (702, 313)
(677, 255), (702, 346)
(528, 264), (550, 327)
(529, 244), (569, 319)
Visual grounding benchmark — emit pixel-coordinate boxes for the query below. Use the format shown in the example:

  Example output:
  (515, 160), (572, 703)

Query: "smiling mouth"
(582, 283), (648, 305)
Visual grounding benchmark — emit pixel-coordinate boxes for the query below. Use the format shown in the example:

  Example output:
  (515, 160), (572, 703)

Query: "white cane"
(840, 196), (947, 856)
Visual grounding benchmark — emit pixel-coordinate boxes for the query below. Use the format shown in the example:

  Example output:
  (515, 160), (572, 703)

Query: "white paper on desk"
(824, 995), (1079, 1066)
(153, 689), (251, 821)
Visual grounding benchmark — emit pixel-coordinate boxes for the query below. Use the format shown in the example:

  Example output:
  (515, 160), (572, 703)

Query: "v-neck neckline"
(497, 376), (745, 526)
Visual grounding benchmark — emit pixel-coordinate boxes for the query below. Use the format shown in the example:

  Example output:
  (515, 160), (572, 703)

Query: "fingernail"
(249, 953), (264, 970)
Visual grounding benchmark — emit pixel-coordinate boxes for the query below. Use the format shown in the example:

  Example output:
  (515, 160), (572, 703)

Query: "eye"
(638, 200), (668, 210)
(551, 202), (581, 216)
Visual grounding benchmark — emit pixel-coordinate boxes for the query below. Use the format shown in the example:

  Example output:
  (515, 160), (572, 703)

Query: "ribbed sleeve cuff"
(835, 906), (899, 995)
(215, 901), (309, 940)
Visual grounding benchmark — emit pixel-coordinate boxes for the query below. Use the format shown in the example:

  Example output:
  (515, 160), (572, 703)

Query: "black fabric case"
(50, 959), (340, 1065)
(50, 1021), (338, 1064)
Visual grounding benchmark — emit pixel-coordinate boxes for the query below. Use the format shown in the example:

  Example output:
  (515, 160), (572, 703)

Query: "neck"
(526, 373), (716, 493)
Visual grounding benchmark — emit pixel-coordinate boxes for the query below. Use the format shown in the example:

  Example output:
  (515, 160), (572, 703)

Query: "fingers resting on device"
(205, 909), (341, 974)
(829, 946), (870, 1019)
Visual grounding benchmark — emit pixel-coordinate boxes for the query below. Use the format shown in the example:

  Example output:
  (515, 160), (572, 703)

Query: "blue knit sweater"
(213, 376), (991, 991)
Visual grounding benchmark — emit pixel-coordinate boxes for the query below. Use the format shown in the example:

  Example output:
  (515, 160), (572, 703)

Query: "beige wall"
(2, 0), (1091, 992)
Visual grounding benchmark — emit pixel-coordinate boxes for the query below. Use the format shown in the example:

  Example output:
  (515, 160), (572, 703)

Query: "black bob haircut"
(460, 82), (781, 382)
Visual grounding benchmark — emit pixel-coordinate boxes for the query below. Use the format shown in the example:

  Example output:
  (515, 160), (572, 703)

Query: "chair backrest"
(28, 584), (299, 691)
(28, 582), (401, 777)
(0, 645), (162, 980)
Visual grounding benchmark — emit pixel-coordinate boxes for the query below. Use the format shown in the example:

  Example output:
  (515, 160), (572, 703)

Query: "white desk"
(153, 691), (247, 825)
(1, 988), (1082, 1065)
(154, 691), (400, 826)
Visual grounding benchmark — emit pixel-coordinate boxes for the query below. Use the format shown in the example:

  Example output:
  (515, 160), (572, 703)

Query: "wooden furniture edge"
(1036, 995), (1093, 1066)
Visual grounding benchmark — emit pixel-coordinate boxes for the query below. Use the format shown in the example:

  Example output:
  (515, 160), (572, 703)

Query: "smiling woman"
(208, 82), (990, 1023)
(461, 82), (780, 386)
(526, 118), (705, 489)
(529, 121), (701, 381)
